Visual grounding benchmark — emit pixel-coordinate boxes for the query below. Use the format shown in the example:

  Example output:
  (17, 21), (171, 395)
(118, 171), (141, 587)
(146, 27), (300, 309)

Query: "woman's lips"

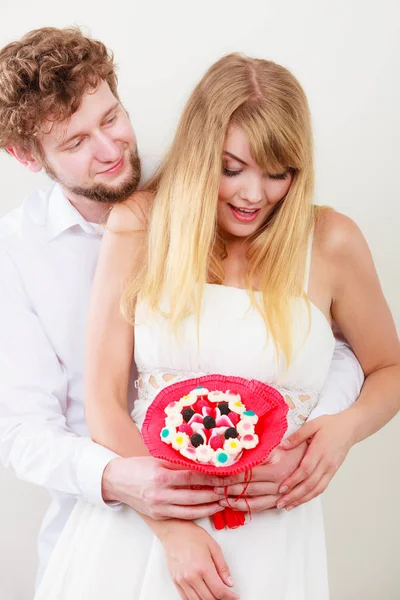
(228, 204), (260, 223)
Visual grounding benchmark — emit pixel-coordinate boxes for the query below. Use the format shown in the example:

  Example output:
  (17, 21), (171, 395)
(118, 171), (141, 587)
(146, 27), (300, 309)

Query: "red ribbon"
(211, 468), (253, 530)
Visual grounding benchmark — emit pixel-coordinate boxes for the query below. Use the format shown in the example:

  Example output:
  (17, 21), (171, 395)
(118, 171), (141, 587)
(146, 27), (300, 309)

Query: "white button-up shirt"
(0, 183), (364, 583)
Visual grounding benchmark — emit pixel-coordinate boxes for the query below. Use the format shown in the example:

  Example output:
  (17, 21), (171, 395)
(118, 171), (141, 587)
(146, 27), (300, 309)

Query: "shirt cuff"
(76, 442), (122, 510)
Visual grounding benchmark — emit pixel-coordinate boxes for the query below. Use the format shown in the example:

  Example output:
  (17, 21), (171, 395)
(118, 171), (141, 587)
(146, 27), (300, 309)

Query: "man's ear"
(7, 146), (43, 173)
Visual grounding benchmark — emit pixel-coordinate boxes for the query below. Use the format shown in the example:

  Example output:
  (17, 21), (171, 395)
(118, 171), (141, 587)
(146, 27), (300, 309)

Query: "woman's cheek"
(218, 178), (235, 202)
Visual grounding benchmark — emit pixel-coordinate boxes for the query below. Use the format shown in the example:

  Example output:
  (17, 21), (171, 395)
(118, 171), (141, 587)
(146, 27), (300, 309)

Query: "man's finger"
(159, 488), (224, 506)
(214, 481), (279, 497)
(168, 469), (234, 488)
(163, 503), (225, 520)
(219, 495), (280, 512)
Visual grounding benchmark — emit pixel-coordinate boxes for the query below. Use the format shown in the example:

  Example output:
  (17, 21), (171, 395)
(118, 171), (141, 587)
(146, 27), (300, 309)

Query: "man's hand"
(102, 456), (227, 520)
(214, 442), (308, 512)
(276, 413), (356, 511)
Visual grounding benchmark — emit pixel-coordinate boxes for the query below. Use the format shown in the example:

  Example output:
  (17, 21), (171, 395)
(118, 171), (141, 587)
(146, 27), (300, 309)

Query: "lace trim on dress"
(134, 370), (319, 437)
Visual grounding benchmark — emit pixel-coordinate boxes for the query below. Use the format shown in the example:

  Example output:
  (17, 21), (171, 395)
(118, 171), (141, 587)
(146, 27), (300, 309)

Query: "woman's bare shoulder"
(313, 207), (368, 264)
(106, 191), (154, 233)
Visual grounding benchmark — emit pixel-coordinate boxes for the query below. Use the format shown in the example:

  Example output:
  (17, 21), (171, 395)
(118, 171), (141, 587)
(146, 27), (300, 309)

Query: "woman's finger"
(283, 473), (332, 510)
(176, 583), (189, 600)
(277, 460), (326, 509)
(179, 582), (202, 600)
(278, 446), (322, 494)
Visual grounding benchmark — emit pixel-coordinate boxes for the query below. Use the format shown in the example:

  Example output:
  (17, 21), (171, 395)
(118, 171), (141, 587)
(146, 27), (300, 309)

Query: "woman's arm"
(276, 211), (400, 508)
(84, 195), (238, 600)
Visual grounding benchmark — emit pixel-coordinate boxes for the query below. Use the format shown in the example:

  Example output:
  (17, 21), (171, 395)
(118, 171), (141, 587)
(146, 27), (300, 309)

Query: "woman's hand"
(275, 412), (357, 511)
(215, 443), (308, 512)
(159, 520), (240, 600)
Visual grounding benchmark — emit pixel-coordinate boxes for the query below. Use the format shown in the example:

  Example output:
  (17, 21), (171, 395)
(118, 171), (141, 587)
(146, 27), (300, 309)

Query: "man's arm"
(307, 333), (364, 421)
(0, 248), (118, 507)
(0, 248), (228, 518)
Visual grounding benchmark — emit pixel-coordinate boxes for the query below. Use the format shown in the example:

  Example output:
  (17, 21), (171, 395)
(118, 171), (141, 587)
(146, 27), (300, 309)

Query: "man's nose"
(93, 132), (121, 163)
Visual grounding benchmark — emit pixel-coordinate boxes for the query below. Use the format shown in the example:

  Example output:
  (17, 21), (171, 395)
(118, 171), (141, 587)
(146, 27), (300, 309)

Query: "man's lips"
(228, 204), (261, 223)
(99, 156), (124, 175)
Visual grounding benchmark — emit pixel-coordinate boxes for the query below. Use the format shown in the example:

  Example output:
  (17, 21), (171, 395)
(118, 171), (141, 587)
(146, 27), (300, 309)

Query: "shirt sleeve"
(308, 334), (365, 421)
(0, 248), (119, 508)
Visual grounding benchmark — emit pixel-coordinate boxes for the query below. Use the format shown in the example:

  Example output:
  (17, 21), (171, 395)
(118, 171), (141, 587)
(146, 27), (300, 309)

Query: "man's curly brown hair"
(0, 26), (119, 155)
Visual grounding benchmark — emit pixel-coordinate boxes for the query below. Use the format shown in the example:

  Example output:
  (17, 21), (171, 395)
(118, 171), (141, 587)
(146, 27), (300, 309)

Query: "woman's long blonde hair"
(123, 53), (316, 366)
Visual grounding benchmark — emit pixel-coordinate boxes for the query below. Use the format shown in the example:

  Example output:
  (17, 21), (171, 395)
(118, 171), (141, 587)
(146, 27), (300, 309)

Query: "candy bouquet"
(142, 374), (288, 530)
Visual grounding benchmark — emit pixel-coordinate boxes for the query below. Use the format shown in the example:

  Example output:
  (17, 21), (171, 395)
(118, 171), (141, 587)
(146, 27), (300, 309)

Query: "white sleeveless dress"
(35, 247), (335, 600)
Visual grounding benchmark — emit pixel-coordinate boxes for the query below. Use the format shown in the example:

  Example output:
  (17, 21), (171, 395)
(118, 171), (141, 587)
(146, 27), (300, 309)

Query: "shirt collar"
(46, 184), (104, 241)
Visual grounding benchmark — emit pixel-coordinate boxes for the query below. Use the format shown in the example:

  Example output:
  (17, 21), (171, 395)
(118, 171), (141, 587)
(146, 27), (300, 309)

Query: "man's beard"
(45, 148), (141, 204)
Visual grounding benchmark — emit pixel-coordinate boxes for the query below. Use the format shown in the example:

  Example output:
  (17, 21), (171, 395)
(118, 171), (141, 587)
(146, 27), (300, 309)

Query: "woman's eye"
(269, 170), (288, 180)
(223, 167), (242, 177)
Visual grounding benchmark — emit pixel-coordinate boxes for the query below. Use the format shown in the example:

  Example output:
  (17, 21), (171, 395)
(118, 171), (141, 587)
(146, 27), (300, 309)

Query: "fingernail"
(227, 575), (235, 586)
(286, 506), (293, 512)
(277, 501), (285, 509)
(214, 487), (224, 494)
(281, 439), (291, 448)
(279, 486), (288, 494)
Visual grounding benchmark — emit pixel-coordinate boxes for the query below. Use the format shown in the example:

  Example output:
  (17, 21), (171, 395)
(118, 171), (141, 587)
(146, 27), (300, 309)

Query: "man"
(0, 26), (363, 589)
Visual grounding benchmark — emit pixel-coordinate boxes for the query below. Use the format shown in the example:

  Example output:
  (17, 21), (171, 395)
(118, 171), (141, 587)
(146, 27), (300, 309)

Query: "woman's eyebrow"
(223, 151), (248, 166)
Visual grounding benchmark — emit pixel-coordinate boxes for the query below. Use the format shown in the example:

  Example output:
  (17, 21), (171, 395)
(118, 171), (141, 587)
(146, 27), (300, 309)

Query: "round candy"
(210, 435), (224, 451)
(218, 402), (230, 415)
(178, 423), (193, 436)
(193, 399), (209, 413)
(195, 445), (214, 463)
(191, 433), (204, 447)
(160, 427), (173, 444)
(191, 386), (209, 397)
(180, 394), (197, 407)
(241, 433), (259, 449)
(212, 449), (229, 466)
(208, 391), (226, 403)
(228, 398), (246, 414)
(241, 409), (259, 425)
(165, 401), (182, 416)
(171, 431), (190, 451)
(237, 420), (255, 437)
(224, 427), (238, 439)
(180, 446), (197, 460)
(203, 416), (216, 429)
(224, 438), (243, 455)
(182, 408), (195, 422)
(165, 413), (183, 428)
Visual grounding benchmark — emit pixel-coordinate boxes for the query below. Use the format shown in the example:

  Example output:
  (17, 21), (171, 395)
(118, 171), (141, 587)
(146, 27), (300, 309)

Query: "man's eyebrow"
(57, 102), (120, 148)
(223, 151), (248, 166)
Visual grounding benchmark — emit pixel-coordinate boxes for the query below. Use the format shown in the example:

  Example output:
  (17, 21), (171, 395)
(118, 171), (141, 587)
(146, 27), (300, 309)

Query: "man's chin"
(68, 178), (139, 204)
(45, 149), (141, 204)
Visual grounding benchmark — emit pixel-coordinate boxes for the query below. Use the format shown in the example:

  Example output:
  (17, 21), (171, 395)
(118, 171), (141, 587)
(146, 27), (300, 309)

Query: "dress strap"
(303, 228), (314, 293)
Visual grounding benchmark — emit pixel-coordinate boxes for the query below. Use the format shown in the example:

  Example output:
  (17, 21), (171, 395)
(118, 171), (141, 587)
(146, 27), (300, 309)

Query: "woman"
(35, 54), (400, 599)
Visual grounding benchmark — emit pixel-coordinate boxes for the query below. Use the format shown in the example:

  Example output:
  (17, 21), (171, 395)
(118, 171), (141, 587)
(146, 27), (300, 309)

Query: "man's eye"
(68, 139), (84, 151)
(105, 114), (117, 126)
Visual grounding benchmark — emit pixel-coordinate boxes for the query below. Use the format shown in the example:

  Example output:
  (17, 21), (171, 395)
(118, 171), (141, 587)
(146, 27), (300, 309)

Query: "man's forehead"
(40, 81), (120, 147)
